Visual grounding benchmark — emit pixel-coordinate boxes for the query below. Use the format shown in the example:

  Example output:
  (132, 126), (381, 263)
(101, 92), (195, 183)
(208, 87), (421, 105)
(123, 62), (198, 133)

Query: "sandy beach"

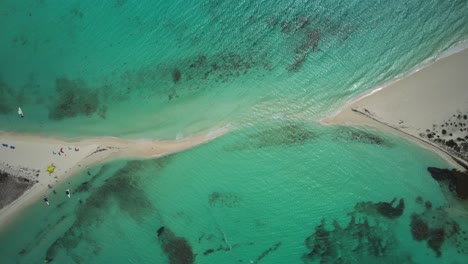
(0, 126), (229, 230)
(323, 47), (468, 170)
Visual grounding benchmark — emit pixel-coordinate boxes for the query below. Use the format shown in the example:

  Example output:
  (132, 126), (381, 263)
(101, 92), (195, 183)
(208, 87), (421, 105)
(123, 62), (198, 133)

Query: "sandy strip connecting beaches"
(323, 47), (468, 170)
(1, 46), (467, 231)
(0, 126), (230, 230)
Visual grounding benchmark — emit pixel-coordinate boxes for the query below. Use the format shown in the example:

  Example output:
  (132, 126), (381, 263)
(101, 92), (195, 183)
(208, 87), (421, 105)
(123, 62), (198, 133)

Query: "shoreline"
(326, 39), (468, 122)
(0, 125), (231, 231)
(323, 46), (468, 171)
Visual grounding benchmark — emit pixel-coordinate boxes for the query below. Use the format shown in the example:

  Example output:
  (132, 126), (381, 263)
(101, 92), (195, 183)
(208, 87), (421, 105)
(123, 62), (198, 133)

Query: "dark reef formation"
(0, 80), (16, 114)
(419, 111), (468, 162)
(226, 123), (317, 152)
(253, 242), (282, 263)
(48, 78), (104, 120)
(302, 217), (406, 263)
(208, 192), (242, 208)
(44, 160), (158, 262)
(157, 226), (195, 264)
(354, 198), (405, 219)
(427, 167), (468, 199)
(409, 197), (466, 257)
(335, 127), (391, 146)
(172, 69), (182, 83)
(302, 197), (414, 263)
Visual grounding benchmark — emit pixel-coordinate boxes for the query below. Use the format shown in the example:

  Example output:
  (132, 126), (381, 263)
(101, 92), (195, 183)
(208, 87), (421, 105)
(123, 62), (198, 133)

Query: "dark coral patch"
(172, 69), (182, 83)
(48, 78), (100, 120)
(303, 216), (401, 263)
(0, 81), (16, 114)
(335, 127), (390, 146)
(409, 198), (464, 257)
(374, 198), (405, 219)
(208, 192), (242, 208)
(157, 226), (195, 264)
(354, 198), (404, 219)
(45, 160), (156, 262)
(225, 123), (317, 152)
(410, 214), (429, 241)
(254, 242), (281, 263)
(428, 228), (445, 257)
(252, 124), (317, 148)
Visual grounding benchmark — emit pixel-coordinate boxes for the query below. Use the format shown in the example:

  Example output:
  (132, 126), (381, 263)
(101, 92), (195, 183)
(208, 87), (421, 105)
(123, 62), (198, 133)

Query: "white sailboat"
(18, 107), (24, 118)
(66, 189), (71, 198)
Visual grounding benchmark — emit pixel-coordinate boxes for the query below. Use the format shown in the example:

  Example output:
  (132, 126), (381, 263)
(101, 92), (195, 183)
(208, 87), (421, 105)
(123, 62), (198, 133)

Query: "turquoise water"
(0, 0), (467, 138)
(0, 123), (467, 263)
(1, 1), (468, 263)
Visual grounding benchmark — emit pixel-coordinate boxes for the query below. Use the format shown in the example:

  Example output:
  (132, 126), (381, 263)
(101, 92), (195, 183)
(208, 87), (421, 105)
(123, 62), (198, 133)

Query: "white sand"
(323, 47), (468, 169)
(0, 126), (230, 230)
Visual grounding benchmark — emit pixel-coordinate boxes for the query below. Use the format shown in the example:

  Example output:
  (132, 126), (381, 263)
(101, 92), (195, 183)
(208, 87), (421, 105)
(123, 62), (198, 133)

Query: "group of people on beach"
(43, 189), (70, 206)
(15, 107), (77, 207)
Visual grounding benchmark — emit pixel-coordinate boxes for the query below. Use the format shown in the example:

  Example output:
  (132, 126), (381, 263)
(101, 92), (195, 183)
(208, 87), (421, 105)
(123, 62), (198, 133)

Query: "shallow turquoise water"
(1, 123), (467, 263)
(1, 1), (468, 263)
(0, 0), (467, 138)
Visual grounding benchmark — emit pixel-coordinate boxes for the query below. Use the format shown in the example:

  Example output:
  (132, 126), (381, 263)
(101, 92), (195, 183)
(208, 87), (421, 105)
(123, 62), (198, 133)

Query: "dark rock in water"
(410, 214), (429, 241)
(427, 167), (453, 181)
(157, 226), (195, 264)
(427, 167), (468, 199)
(157, 226), (165, 237)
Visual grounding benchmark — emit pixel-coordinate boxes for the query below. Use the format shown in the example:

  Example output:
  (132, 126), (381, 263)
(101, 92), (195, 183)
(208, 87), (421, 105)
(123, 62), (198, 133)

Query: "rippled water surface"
(1, 1), (468, 263)
(1, 123), (468, 263)
(0, 0), (467, 138)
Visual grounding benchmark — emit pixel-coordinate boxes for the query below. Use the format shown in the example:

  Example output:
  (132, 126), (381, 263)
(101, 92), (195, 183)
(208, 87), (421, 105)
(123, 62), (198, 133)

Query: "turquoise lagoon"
(1, 0), (468, 263)
(1, 123), (467, 263)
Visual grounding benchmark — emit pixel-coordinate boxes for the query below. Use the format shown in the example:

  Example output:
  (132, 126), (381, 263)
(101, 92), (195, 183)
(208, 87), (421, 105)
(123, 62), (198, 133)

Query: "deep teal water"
(1, 1), (468, 263)
(0, 0), (467, 138)
(1, 123), (467, 263)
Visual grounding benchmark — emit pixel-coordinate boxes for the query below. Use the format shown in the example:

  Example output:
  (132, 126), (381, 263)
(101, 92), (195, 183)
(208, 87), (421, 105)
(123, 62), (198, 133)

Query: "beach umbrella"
(47, 164), (55, 173)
